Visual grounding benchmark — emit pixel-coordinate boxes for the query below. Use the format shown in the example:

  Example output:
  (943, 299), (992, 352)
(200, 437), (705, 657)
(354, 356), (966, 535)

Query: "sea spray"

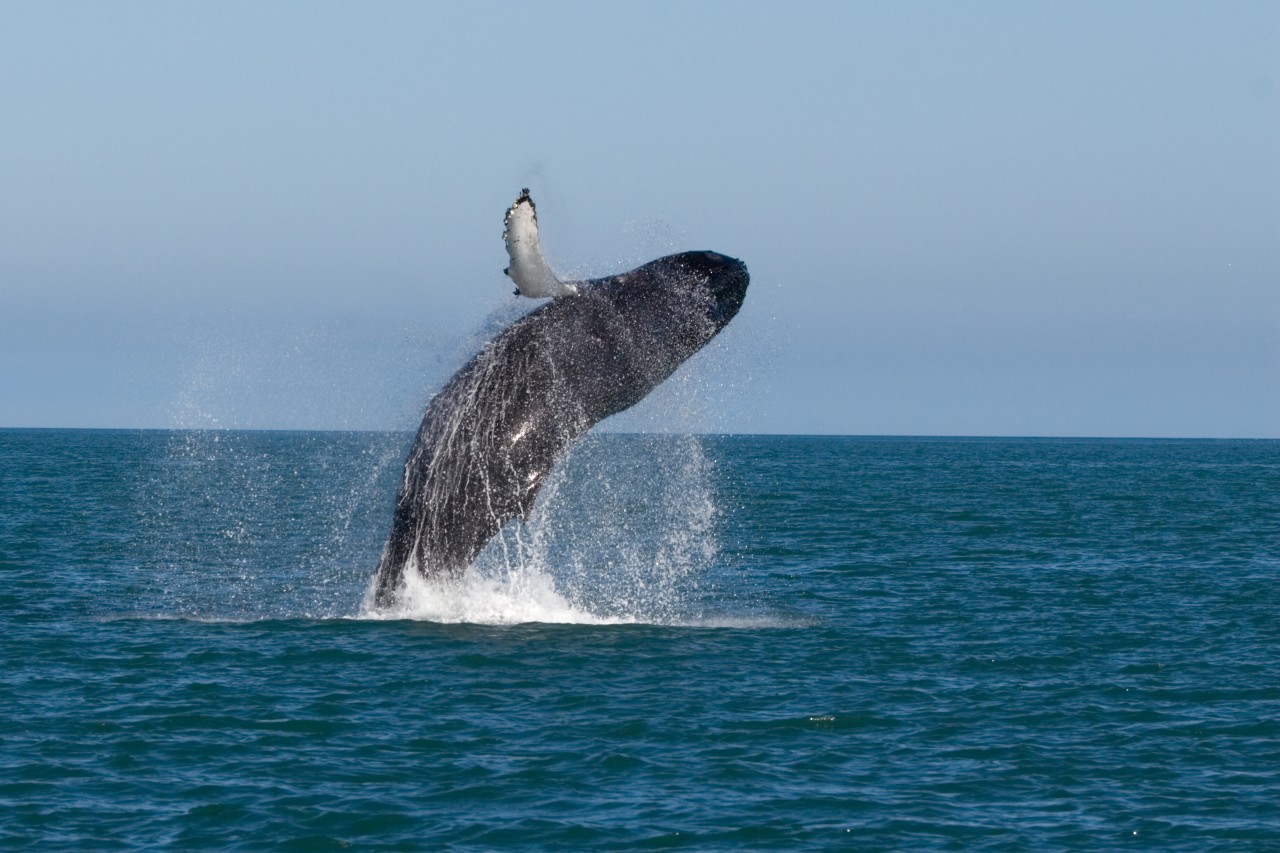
(141, 429), (404, 620)
(375, 434), (722, 625)
(138, 430), (726, 625)
(145, 248), (743, 622)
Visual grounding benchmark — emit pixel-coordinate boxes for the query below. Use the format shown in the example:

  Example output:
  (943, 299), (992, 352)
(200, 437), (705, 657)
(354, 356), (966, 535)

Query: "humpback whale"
(372, 191), (749, 607)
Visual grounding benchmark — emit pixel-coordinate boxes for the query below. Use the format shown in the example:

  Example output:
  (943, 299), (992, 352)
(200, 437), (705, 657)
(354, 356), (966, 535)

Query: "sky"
(2, 1), (1277, 437)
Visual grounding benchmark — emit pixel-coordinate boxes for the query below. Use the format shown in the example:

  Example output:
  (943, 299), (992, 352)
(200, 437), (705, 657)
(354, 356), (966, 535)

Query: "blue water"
(2, 429), (1278, 850)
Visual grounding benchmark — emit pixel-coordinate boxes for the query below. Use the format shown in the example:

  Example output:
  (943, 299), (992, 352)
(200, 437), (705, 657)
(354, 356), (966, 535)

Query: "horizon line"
(1, 426), (1276, 442)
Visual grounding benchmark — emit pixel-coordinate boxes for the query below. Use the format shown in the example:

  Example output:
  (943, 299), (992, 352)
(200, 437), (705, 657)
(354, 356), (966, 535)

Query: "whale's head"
(676, 250), (750, 332)
(603, 250), (749, 341)
(573, 250), (748, 396)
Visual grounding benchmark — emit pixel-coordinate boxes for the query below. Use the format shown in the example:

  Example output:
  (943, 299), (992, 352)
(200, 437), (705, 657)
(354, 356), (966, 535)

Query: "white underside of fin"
(503, 190), (579, 298)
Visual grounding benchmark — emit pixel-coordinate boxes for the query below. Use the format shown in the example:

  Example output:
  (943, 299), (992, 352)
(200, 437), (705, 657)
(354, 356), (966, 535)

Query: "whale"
(371, 192), (748, 607)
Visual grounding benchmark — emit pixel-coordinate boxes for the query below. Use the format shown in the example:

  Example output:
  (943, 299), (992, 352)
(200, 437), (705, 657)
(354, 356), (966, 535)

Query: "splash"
(145, 187), (748, 625)
(143, 308), (738, 625)
(362, 433), (723, 625)
(361, 564), (623, 625)
(140, 429), (406, 620)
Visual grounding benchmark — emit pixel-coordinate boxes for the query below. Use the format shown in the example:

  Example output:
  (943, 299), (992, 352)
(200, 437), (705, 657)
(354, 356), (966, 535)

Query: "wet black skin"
(373, 251), (749, 606)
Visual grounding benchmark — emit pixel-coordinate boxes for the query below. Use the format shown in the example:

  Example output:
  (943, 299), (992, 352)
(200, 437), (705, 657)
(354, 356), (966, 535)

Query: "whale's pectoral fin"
(502, 189), (580, 299)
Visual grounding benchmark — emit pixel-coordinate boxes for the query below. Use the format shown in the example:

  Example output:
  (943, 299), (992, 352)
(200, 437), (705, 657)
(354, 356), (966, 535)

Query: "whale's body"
(373, 250), (749, 606)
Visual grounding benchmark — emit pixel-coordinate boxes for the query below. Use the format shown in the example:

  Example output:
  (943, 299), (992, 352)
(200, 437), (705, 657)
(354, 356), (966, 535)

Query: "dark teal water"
(2, 430), (1278, 850)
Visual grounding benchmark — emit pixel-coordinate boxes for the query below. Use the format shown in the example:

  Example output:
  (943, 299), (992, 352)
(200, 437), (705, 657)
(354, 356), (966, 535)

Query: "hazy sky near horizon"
(2, 1), (1277, 436)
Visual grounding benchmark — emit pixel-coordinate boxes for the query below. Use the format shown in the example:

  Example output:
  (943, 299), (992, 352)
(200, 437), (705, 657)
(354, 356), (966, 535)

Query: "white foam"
(360, 563), (630, 625)
(356, 564), (807, 628)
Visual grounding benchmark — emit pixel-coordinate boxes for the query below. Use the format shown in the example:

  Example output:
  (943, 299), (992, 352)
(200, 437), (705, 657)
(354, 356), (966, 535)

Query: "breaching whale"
(372, 190), (749, 607)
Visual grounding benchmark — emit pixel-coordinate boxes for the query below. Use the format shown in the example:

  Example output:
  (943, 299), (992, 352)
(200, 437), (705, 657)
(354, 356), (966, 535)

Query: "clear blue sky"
(2, 1), (1276, 436)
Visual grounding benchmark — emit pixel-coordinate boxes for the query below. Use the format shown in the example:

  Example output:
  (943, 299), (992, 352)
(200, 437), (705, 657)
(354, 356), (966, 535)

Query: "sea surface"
(2, 429), (1278, 850)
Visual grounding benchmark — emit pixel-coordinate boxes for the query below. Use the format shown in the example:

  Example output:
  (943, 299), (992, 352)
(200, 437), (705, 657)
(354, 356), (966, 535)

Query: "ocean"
(2, 429), (1277, 850)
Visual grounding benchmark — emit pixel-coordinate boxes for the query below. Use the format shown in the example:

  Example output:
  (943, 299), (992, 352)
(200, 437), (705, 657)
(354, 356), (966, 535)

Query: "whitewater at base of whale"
(365, 430), (763, 626)
(358, 564), (797, 628)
